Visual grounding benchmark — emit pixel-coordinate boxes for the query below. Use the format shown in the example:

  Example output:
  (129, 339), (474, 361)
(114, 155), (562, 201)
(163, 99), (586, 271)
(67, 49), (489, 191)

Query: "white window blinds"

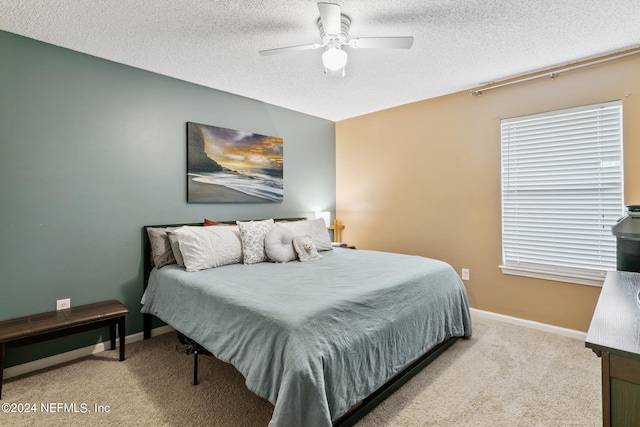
(500, 101), (624, 286)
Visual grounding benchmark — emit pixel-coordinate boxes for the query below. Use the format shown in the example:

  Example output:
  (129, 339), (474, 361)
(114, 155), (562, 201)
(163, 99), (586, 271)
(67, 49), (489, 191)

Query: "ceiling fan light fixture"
(322, 47), (347, 71)
(258, 2), (414, 77)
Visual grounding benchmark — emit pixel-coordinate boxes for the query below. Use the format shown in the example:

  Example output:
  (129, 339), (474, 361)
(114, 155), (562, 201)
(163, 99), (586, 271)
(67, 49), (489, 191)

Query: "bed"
(140, 218), (472, 427)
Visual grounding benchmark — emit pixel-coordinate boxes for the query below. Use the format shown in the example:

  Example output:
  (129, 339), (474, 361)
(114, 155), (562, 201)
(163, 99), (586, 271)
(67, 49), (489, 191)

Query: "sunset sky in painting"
(200, 124), (283, 175)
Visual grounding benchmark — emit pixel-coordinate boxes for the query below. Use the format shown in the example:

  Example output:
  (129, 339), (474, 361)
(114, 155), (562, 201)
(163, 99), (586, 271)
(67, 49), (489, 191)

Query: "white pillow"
(236, 219), (275, 264)
(279, 219), (333, 252)
(264, 226), (296, 263)
(171, 226), (242, 272)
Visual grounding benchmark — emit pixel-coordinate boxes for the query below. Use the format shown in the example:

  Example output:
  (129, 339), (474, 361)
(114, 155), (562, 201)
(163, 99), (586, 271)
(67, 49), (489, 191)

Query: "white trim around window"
(500, 101), (624, 287)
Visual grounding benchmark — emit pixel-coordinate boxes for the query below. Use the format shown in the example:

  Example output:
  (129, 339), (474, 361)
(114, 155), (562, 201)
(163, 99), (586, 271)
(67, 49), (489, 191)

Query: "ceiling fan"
(258, 2), (414, 76)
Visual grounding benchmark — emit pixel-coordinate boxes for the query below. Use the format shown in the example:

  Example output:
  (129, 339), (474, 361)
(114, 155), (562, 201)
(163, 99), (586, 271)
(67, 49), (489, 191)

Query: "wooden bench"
(0, 299), (128, 399)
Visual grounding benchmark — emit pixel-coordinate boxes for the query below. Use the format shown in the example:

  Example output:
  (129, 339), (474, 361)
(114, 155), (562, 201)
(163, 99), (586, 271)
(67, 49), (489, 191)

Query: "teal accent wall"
(0, 30), (336, 367)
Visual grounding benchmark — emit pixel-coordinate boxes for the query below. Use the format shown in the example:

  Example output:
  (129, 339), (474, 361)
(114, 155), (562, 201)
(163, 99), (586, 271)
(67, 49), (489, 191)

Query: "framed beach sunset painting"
(186, 122), (284, 203)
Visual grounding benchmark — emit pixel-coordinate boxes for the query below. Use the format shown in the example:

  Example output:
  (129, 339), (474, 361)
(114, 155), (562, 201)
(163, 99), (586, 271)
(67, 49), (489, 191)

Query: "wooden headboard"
(141, 218), (307, 338)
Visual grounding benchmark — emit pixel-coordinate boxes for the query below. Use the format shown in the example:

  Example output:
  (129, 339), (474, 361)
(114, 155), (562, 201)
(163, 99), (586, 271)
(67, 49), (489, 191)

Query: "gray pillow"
(146, 227), (178, 268)
(167, 232), (185, 267)
(264, 226), (296, 263)
(308, 218), (333, 251)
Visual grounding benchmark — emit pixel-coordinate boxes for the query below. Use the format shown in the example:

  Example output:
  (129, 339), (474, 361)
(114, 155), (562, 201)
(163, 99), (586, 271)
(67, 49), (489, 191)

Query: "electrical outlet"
(461, 268), (470, 281)
(56, 298), (71, 310)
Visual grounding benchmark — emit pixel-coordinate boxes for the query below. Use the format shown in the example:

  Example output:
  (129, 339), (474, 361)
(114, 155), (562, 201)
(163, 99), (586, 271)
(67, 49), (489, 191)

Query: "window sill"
(499, 264), (606, 287)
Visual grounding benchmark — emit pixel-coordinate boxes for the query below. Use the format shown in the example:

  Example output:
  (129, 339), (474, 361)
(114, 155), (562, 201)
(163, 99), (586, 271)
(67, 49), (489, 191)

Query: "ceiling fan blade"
(348, 36), (414, 49)
(259, 43), (324, 56)
(317, 2), (341, 35)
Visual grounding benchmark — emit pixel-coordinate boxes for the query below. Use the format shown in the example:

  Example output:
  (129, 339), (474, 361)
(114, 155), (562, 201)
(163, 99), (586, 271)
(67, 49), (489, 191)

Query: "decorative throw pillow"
(293, 235), (323, 262)
(146, 227), (178, 268)
(204, 218), (236, 227)
(264, 226), (296, 263)
(171, 225), (242, 272)
(236, 219), (275, 264)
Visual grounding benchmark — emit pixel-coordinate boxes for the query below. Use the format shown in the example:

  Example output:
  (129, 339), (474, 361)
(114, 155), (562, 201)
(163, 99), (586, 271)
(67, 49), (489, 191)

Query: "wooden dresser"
(586, 270), (640, 426)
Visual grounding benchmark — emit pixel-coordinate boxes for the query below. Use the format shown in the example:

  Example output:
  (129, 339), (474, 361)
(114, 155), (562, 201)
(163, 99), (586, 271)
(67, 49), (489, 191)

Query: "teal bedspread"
(141, 249), (472, 426)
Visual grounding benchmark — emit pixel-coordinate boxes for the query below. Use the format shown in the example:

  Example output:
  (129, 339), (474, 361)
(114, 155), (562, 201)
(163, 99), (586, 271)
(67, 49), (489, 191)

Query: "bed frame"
(141, 219), (461, 427)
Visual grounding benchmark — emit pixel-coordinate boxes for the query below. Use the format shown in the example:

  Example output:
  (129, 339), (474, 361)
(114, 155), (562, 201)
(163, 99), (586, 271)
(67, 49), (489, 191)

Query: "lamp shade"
(315, 211), (331, 227)
(322, 48), (347, 71)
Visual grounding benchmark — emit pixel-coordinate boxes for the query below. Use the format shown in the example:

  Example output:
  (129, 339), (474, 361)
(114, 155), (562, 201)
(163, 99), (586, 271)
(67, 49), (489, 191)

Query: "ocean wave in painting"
(189, 171), (283, 202)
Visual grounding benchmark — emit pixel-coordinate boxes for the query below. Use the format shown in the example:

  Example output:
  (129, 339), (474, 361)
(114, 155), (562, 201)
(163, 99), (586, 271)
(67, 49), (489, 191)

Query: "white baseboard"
(5, 311), (586, 380)
(470, 308), (587, 341)
(3, 325), (174, 380)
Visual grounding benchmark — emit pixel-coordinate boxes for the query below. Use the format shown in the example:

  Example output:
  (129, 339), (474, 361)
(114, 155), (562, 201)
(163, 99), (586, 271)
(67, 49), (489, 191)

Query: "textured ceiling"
(2, 0), (640, 121)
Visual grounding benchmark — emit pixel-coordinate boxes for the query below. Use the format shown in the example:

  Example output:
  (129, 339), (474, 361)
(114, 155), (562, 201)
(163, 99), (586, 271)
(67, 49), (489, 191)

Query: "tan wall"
(336, 53), (640, 332)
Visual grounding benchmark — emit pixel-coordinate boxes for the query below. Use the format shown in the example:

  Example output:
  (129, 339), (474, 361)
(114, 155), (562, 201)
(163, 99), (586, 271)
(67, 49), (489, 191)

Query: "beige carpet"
(1, 314), (601, 426)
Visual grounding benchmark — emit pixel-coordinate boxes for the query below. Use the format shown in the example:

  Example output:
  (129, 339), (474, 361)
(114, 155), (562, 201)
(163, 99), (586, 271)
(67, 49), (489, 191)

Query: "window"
(500, 101), (624, 286)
